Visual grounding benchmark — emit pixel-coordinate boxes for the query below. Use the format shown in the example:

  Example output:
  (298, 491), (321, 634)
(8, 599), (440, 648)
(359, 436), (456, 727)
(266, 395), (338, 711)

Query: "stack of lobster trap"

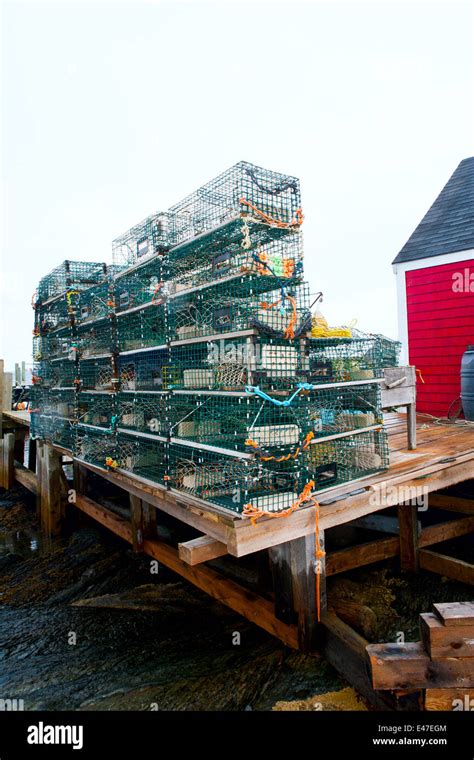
(31, 161), (398, 516)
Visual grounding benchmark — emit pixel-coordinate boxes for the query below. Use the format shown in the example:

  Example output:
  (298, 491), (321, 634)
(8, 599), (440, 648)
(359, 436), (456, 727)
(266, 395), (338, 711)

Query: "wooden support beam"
(129, 494), (145, 552)
(13, 462), (37, 494)
(407, 403), (417, 450)
(73, 460), (89, 497)
(40, 444), (63, 537)
(3, 433), (14, 491)
(268, 541), (294, 624)
(326, 536), (399, 576)
(429, 494), (474, 514)
(142, 500), (157, 538)
(0, 439), (4, 488)
(13, 428), (26, 465)
(73, 492), (298, 648)
(367, 641), (474, 689)
(425, 688), (474, 711)
(35, 441), (44, 519)
(419, 550), (474, 585)
(329, 598), (377, 640)
(290, 532), (324, 652)
(398, 503), (419, 571)
(419, 516), (474, 547)
(178, 535), (228, 566)
(420, 613), (474, 659)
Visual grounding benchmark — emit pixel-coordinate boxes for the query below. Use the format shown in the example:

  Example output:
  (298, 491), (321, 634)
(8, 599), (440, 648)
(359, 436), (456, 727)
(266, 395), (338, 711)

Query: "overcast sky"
(1, 1), (473, 372)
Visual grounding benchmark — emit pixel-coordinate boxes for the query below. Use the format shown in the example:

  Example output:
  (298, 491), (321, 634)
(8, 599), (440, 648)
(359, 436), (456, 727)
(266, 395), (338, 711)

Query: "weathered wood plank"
(129, 493), (144, 552)
(420, 613), (474, 658)
(13, 462), (37, 494)
(419, 550), (474, 585)
(3, 433), (15, 490)
(268, 541), (294, 624)
(433, 602), (474, 627)
(367, 642), (474, 689)
(425, 688), (474, 711)
(326, 537), (399, 576)
(398, 503), (419, 571)
(178, 535), (228, 565)
(429, 494), (474, 514)
(419, 516), (474, 547)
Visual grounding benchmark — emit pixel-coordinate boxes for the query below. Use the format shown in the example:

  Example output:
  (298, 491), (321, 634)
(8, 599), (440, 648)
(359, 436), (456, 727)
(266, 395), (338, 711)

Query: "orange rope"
(260, 294), (298, 340)
(242, 479), (314, 526)
(312, 494), (325, 622)
(416, 369), (425, 384)
(240, 198), (304, 228)
(245, 431), (314, 462)
(151, 282), (164, 305)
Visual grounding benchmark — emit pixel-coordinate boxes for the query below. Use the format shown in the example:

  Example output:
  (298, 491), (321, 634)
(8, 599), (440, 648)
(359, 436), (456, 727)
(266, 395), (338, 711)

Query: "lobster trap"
(116, 303), (167, 352)
(304, 428), (390, 491)
(117, 348), (169, 392)
(33, 327), (78, 363)
(113, 258), (166, 313)
(168, 441), (305, 514)
(116, 431), (168, 484)
(169, 161), (302, 242)
(168, 334), (307, 391)
(49, 415), (76, 450)
(166, 221), (304, 293)
(77, 318), (116, 359)
(78, 357), (116, 391)
(112, 213), (174, 268)
(305, 382), (383, 438)
(168, 391), (311, 455)
(76, 278), (115, 324)
(117, 392), (168, 437)
(34, 293), (77, 334)
(168, 280), (311, 343)
(36, 260), (108, 303)
(77, 391), (117, 430)
(34, 357), (78, 389)
(75, 424), (117, 468)
(307, 333), (393, 384)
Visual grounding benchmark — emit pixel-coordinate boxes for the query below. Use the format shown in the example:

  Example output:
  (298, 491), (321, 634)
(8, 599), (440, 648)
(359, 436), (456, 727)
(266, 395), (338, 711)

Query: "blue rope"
(245, 382), (314, 407)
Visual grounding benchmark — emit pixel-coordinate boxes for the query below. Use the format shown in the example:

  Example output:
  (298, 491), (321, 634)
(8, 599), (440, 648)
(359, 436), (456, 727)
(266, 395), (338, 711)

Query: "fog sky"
(2, 0), (473, 371)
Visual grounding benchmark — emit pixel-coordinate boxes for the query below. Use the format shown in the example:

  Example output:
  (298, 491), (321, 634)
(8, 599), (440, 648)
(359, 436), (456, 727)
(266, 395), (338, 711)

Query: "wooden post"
(3, 433), (15, 490)
(130, 493), (144, 552)
(27, 436), (37, 472)
(73, 460), (88, 496)
(407, 403), (417, 450)
(142, 500), (157, 538)
(269, 541), (294, 624)
(290, 531), (326, 653)
(0, 439), (4, 489)
(36, 441), (44, 519)
(398, 502), (419, 571)
(40, 444), (63, 536)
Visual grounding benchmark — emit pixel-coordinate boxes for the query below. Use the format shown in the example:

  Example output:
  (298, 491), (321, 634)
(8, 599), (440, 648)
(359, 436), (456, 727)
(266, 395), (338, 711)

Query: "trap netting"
(76, 278), (115, 324)
(303, 428), (390, 491)
(307, 333), (393, 384)
(167, 335), (308, 392)
(116, 303), (167, 352)
(304, 382), (383, 438)
(75, 424), (117, 468)
(169, 161), (302, 243)
(78, 356), (117, 391)
(168, 441), (305, 514)
(168, 391), (311, 455)
(33, 292), (78, 334)
(115, 432), (168, 484)
(32, 327), (77, 363)
(117, 392), (168, 437)
(36, 261), (108, 303)
(77, 319), (117, 359)
(117, 348), (169, 392)
(113, 257), (166, 313)
(112, 213), (174, 268)
(77, 391), (117, 430)
(166, 221), (304, 293)
(33, 357), (78, 389)
(168, 280), (311, 342)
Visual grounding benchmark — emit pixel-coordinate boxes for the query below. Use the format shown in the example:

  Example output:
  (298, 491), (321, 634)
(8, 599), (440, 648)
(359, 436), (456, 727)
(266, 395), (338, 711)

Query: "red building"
(393, 158), (474, 417)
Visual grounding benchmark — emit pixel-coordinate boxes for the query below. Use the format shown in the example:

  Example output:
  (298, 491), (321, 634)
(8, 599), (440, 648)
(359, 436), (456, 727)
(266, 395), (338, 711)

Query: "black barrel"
(461, 345), (474, 421)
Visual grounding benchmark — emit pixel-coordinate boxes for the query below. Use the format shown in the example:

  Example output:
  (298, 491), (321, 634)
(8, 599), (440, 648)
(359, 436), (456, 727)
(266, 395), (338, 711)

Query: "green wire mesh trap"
(77, 319), (116, 359)
(77, 391), (116, 430)
(34, 293), (78, 334)
(112, 213), (174, 268)
(117, 392), (168, 437)
(167, 281), (311, 342)
(307, 330), (400, 384)
(116, 304), (167, 352)
(75, 424), (116, 468)
(168, 391), (311, 455)
(305, 382), (383, 438)
(166, 222), (304, 292)
(116, 432), (168, 484)
(117, 349), (169, 391)
(168, 335), (308, 391)
(169, 161), (301, 242)
(304, 428), (390, 491)
(78, 356), (116, 391)
(113, 257), (166, 313)
(76, 278), (115, 324)
(36, 261), (108, 304)
(168, 441), (304, 514)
